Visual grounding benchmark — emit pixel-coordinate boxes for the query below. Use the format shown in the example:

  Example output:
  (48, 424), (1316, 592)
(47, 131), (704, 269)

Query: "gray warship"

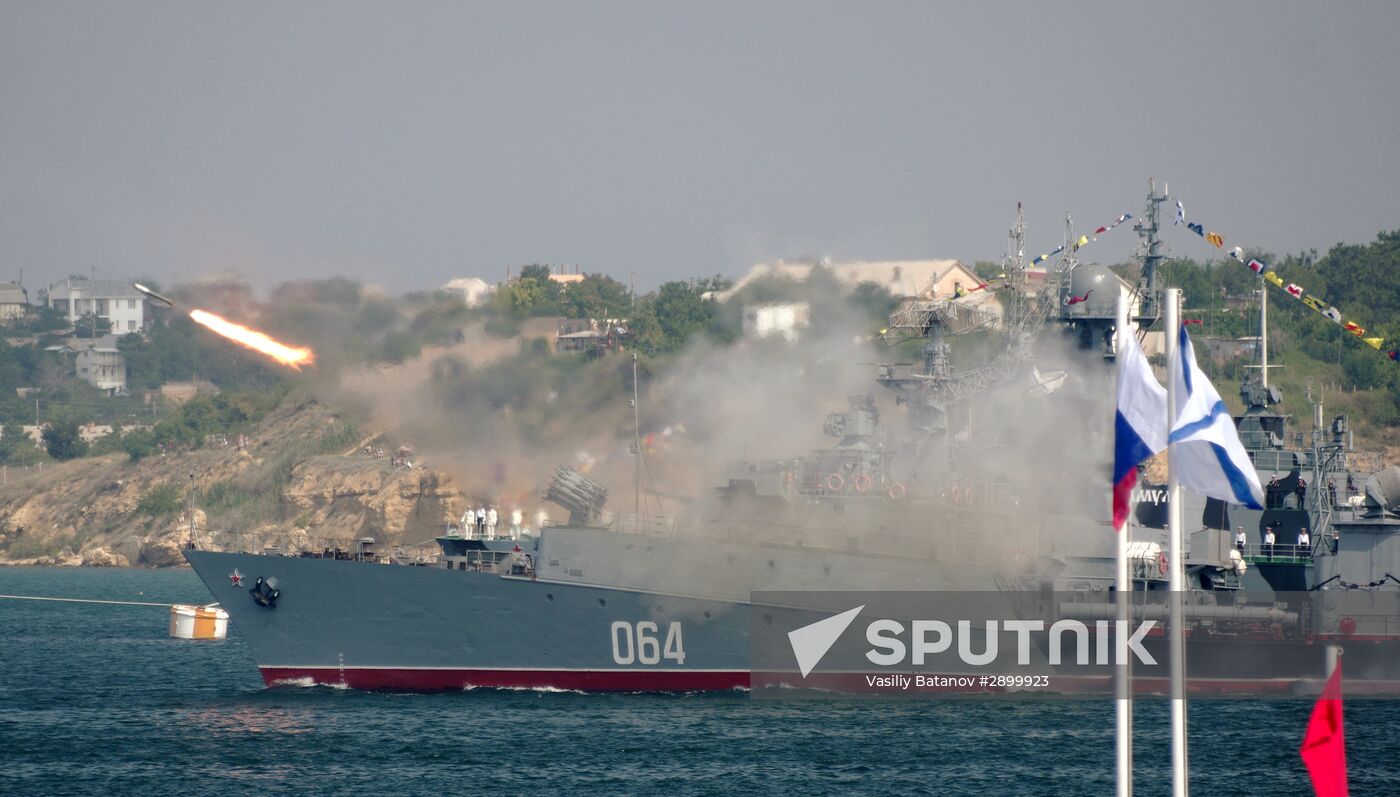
(185, 183), (1400, 691)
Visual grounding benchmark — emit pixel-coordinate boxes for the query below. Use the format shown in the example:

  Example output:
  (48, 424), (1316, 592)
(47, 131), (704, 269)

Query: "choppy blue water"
(1, 566), (1397, 796)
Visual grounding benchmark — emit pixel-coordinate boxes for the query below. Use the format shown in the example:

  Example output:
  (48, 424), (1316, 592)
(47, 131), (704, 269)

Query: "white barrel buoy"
(169, 603), (229, 640)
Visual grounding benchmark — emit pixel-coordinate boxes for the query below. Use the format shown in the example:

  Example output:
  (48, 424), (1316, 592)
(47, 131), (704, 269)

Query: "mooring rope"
(0, 594), (173, 608)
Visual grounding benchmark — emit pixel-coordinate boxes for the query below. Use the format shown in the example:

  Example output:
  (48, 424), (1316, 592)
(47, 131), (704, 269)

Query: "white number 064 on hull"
(610, 621), (686, 665)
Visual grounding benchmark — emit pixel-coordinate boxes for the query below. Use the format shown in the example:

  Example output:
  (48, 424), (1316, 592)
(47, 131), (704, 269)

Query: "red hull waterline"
(261, 666), (751, 692)
(261, 667), (1400, 695)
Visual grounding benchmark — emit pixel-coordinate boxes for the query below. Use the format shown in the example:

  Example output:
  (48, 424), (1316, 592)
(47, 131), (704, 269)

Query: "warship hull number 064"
(186, 184), (1400, 692)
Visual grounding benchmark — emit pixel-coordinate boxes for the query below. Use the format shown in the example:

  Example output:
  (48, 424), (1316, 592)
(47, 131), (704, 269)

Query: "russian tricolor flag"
(1113, 329), (1167, 530)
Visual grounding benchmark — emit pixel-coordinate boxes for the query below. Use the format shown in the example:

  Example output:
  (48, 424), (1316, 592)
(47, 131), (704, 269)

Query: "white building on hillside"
(47, 278), (147, 335)
(74, 335), (127, 394)
(743, 303), (810, 342)
(0, 282), (28, 322)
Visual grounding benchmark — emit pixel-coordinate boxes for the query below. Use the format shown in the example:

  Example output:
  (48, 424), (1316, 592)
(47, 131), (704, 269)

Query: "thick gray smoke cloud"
(291, 274), (1117, 565)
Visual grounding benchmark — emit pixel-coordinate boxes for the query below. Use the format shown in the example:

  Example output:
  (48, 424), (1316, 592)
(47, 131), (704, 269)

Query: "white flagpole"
(1115, 296), (1134, 797)
(1165, 287), (1189, 797)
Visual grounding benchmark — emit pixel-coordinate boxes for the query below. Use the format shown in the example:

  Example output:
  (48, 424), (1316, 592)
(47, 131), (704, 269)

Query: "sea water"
(2, 566), (1398, 796)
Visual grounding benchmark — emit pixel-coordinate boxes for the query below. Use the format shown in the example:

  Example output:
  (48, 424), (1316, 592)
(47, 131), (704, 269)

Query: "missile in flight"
(132, 282), (176, 308)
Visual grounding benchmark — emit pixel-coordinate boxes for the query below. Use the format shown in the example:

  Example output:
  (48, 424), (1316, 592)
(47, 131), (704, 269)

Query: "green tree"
(518, 264), (552, 282)
(42, 419), (87, 460)
(10, 305), (67, 335)
(0, 431), (21, 464)
(558, 274), (631, 319)
(0, 340), (26, 396)
(627, 303), (664, 354)
(650, 282), (714, 352)
(73, 313), (112, 339)
(972, 260), (1003, 280)
(136, 483), (183, 516)
(1343, 348), (1395, 391)
(499, 277), (563, 318)
(0, 432), (44, 466)
(694, 274), (734, 294)
(120, 429), (157, 462)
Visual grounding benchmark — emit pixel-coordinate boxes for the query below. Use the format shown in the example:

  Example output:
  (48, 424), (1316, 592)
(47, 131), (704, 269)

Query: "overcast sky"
(2, 1), (1398, 294)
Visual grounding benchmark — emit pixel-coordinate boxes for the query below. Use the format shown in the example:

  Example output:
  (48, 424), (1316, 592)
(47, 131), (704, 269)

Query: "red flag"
(1300, 663), (1348, 797)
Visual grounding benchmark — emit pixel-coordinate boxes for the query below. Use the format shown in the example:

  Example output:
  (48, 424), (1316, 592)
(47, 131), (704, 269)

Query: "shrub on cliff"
(42, 420), (87, 461)
(136, 483), (183, 516)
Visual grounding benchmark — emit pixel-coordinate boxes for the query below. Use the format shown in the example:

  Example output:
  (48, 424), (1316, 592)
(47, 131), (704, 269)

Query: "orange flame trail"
(188, 309), (315, 370)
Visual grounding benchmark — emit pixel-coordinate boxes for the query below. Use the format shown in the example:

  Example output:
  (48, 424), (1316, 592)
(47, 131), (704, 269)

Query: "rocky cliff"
(0, 400), (469, 567)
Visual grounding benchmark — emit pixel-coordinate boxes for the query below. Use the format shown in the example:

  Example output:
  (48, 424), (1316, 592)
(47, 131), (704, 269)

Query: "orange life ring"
(963, 486), (974, 506)
(950, 486), (962, 504)
(854, 474), (873, 493)
(1157, 551), (1169, 576)
(887, 482), (907, 500)
(826, 473), (845, 492)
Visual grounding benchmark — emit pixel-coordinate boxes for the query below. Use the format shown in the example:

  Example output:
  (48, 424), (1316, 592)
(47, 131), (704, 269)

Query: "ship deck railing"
(441, 549), (512, 573)
(1247, 447), (1384, 482)
(1235, 542), (1314, 565)
(441, 522), (539, 542)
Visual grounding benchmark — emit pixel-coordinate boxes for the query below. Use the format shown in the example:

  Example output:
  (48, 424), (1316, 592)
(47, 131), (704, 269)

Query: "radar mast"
(1132, 177), (1169, 326)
